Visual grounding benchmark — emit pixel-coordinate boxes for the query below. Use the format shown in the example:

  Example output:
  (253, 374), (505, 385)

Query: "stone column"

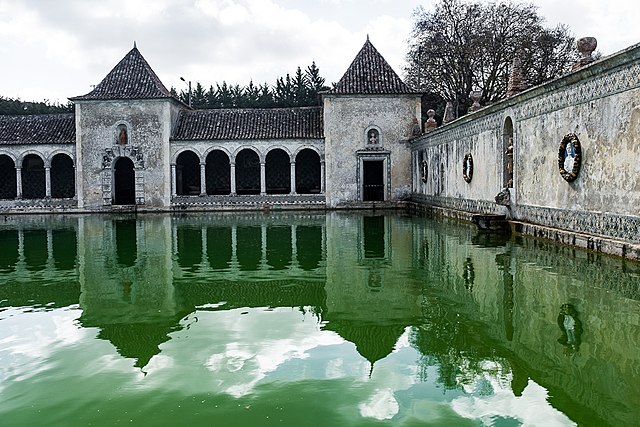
(16, 167), (22, 199)
(200, 162), (206, 196)
(230, 162), (237, 195)
(290, 162), (296, 195)
(320, 161), (325, 193)
(260, 162), (266, 195)
(171, 164), (177, 197)
(45, 166), (51, 198)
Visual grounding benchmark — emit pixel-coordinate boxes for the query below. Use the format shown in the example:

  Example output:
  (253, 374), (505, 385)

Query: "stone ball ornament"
(463, 152), (473, 183)
(558, 133), (582, 182)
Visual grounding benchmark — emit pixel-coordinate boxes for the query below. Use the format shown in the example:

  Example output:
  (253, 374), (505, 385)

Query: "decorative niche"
(558, 133), (582, 182)
(365, 127), (381, 147)
(116, 124), (129, 146)
(421, 159), (428, 183)
(463, 152), (473, 183)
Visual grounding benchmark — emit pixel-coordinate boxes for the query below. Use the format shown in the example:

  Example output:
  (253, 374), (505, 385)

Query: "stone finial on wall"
(506, 57), (527, 97)
(424, 109), (438, 132)
(469, 91), (482, 112)
(443, 101), (455, 124)
(572, 37), (597, 71)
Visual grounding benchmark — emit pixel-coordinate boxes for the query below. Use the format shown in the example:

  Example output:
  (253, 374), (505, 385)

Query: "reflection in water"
(296, 225), (322, 271)
(207, 227), (232, 269)
(177, 226), (201, 271)
(52, 228), (77, 271)
(266, 226), (292, 270)
(363, 216), (385, 258)
(557, 303), (582, 355)
(462, 257), (474, 291)
(115, 220), (137, 267)
(0, 213), (638, 426)
(23, 229), (47, 271)
(0, 229), (18, 273)
(236, 226), (261, 271)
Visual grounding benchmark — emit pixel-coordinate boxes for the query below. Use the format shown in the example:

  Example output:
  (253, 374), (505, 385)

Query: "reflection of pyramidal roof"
(71, 46), (173, 101)
(331, 37), (415, 95)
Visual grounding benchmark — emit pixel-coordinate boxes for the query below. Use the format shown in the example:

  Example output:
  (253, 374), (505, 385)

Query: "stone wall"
(324, 94), (421, 208)
(75, 99), (179, 210)
(411, 42), (640, 247)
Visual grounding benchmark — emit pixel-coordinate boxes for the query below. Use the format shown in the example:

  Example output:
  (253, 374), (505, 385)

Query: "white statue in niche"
(564, 142), (575, 171)
(369, 130), (379, 145)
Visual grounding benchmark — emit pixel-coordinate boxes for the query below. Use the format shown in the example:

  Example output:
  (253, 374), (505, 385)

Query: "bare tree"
(405, 0), (578, 117)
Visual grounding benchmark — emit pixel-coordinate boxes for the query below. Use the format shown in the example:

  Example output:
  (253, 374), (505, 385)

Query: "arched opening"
(265, 149), (290, 194)
(0, 155), (17, 199)
(295, 149), (321, 194)
(23, 229), (47, 272)
(21, 154), (45, 199)
(51, 153), (75, 198)
(205, 150), (231, 195)
(503, 117), (514, 189)
(235, 149), (260, 195)
(176, 151), (201, 195)
(113, 157), (135, 205)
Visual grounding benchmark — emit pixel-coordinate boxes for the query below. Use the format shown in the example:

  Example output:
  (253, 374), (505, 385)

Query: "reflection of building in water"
(414, 221), (640, 426)
(324, 213), (423, 370)
(0, 218), (80, 309)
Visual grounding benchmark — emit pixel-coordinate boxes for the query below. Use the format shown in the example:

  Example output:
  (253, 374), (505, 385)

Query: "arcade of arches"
(173, 148), (322, 197)
(0, 153), (75, 200)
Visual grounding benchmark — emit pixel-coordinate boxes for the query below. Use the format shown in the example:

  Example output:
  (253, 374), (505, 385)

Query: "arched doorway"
(176, 151), (201, 195)
(0, 155), (17, 199)
(503, 117), (514, 189)
(265, 149), (290, 194)
(295, 149), (321, 194)
(21, 154), (45, 199)
(235, 149), (260, 195)
(51, 153), (75, 198)
(113, 157), (135, 205)
(205, 150), (231, 195)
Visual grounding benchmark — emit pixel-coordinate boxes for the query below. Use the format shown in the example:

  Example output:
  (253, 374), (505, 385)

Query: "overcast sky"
(1, 0), (638, 104)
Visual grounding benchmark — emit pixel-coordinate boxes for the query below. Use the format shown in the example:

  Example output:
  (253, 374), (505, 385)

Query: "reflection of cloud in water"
(201, 309), (345, 397)
(0, 307), (87, 391)
(452, 373), (576, 426)
(359, 388), (399, 420)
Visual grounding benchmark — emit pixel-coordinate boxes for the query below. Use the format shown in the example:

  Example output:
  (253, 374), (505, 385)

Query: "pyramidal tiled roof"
(331, 37), (415, 95)
(172, 107), (323, 140)
(0, 113), (75, 145)
(71, 46), (173, 101)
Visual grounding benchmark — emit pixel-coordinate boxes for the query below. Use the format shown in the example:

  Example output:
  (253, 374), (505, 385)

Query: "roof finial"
(133, 41), (137, 49)
(366, 34), (370, 42)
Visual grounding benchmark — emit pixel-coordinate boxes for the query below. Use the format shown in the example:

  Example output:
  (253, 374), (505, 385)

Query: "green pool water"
(0, 212), (638, 426)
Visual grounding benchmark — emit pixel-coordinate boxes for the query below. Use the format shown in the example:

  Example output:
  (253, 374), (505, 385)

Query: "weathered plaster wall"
(75, 99), (179, 209)
(324, 94), (421, 208)
(411, 43), (640, 244)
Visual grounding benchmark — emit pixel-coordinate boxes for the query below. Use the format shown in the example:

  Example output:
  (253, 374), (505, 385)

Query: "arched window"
(117, 124), (128, 145)
(295, 149), (321, 194)
(235, 149), (260, 195)
(0, 155), (17, 199)
(51, 153), (75, 198)
(265, 149), (290, 194)
(176, 151), (201, 195)
(21, 154), (45, 199)
(503, 117), (514, 188)
(205, 150), (231, 195)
